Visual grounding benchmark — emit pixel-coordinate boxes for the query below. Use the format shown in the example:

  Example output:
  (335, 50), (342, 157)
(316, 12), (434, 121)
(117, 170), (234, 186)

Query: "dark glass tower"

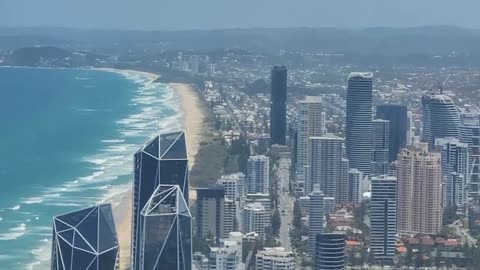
(131, 131), (189, 270)
(315, 233), (346, 270)
(139, 185), (192, 270)
(51, 204), (119, 270)
(376, 104), (408, 162)
(196, 185), (225, 240)
(422, 93), (461, 149)
(346, 72), (373, 175)
(270, 65), (287, 145)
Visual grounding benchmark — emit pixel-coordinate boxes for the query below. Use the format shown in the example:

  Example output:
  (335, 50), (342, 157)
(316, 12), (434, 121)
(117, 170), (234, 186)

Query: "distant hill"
(8, 46), (71, 66)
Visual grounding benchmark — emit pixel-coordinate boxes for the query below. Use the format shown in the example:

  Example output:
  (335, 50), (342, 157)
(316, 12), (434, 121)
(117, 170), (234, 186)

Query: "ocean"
(0, 67), (182, 269)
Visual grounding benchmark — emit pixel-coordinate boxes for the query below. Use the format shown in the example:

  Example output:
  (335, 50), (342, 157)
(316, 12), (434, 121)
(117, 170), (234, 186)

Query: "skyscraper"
(196, 185), (225, 240)
(308, 185), (324, 257)
(397, 143), (442, 235)
(460, 114), (480, 199)
(224, 199), (236, 238)
(337, 158), (350, 204)
(376, 104), (408, 162)
(51, 204), (119, 270)
(308, 135), (343, 198)
(315, 233), (346, 270)
(422, 93), (461, 149)
(131, 131), (189, 269)
(270, 65), (287, 145)
(217, 172), (245, 200)
(138, 184), (192, 270)
(348, 168), (363, 204)
(296, 96), (326, 180)
(246, 155), (269, 194)
(370, 176), (397, 264)
(371, 119), (389, 176)
(208, 233), (243, 270)
(346, 72), (373, 175)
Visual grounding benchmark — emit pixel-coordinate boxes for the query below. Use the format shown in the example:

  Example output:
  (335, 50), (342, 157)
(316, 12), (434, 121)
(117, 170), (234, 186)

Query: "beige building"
(397, 143), (442, 235)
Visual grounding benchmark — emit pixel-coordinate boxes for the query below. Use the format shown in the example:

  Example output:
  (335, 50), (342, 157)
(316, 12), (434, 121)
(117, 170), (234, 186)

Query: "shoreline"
(98, 69), (204, 269)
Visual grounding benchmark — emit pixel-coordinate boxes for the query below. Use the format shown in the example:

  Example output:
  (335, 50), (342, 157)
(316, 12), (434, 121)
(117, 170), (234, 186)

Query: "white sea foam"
(0, 223), (27, 241)
(101, 139), (125, 143)
(77, 108), (96, 112)
(23, 197), (44, 204)
(11, 205), (20, 211)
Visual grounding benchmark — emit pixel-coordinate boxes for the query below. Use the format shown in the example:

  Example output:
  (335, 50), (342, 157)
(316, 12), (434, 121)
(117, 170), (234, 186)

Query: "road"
(275, 157), (294, 251)
(449, 219), (477, 247)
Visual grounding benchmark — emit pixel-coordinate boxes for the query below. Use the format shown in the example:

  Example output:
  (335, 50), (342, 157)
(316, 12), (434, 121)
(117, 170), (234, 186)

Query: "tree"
(271, 209), (281, 236)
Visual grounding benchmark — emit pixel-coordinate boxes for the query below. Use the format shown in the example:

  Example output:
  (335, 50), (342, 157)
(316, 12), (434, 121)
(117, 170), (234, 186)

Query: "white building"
(308, 135), (343, 198)
(338, 158), (350, 203)
(348, 168), (363, 204)
(217, 172), (245, 200)
(245, 193), (271, 212)
(255, 247), (296, 270)
(242, 203), (269, 240)
(208, 232), (244, 270)
(247, 156), (269, 194)
(296, 96), (326, 182)
(308, 185), (324, 257)
(224, 199), (236, 238)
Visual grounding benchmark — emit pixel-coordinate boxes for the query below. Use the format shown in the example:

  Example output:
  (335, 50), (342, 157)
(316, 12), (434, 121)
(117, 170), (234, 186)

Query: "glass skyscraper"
(346, 72), (373, 175)
(422, 93), (461, 149)
(51, 204), (119, 270)
(270, 65), (287, 145)
(131, 131), (189, 270)
(138, 184), (192, 270)
(315, 233), (346, 270)
(376, 104), (408, 162)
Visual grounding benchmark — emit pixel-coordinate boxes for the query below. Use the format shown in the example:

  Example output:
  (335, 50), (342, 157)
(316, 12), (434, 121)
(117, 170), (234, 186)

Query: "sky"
(1, 0), (480, 30)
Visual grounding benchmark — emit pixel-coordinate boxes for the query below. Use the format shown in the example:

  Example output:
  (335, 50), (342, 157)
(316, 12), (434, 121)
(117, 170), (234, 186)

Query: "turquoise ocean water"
(0, 67), (181, 269)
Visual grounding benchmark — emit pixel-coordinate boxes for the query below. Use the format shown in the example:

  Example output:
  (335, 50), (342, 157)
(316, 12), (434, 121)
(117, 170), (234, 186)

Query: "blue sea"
(0, 67), (182, 269)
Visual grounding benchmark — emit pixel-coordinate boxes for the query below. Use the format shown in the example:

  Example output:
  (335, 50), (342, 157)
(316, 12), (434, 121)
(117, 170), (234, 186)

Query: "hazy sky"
(1, 0), (479, 30)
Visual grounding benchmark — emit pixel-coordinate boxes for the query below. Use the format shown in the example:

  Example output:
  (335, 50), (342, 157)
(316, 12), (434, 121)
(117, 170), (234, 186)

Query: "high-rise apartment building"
(435, 137), (469, 209)
(224, 199), (236, 238)
(51, 204), (119, 270)
(348, 168), (363, 204)
(242, 203), (269, 240)
(460, 114), (480, 199)
(371, 119), (389, 176)
(217, 172), (245, 201)
(246, 155), (269, 194)
(376, 104), (408, 162)
(296, 96), (326, 180)
(131, 131), (188, 269)
(270, 66), (287, 145)
(346, 72), (373, 175)
(196, 185), (225, 240)
(397, 143), (442, 235)
(422, 93), (461, 149)
(315, 233), (346, 270)
(337, 158), (350, 204)
(208, 232), (243, 270)
(256, 247), (296, 270)
(370, 176), (397, 264)
(308, 135), (343, 199)
(308, 185), (324, 257)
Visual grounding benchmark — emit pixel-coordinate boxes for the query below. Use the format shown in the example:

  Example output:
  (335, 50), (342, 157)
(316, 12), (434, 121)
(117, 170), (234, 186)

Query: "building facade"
(435, 137), (469, 210)
(460, 114), (480, 199)
(255, 247), (295, 270)
(308, 135), (343, 199)
(51, 204), (119, 270)
(196, 185), (225, 240)
(270, 65), (287, 145)
(296, 96), (326, 181)
(138, 185), (192, 270)
(376, 104), (408, 162)
(397, 143), (443, 235)
(224, 199), (236, 238)
(246, 155), (269, 194)
(422, 93), (461, 149)
(370, 176), (397, 264)
(346, 72), (373, 175)
(217, 172), (245, 201)
(315, 233), (346, 270)
(371, 119), (390, 176)
(131, 131), (189, 269)
(337, 158), (350, 204)
(308, 185), (324, 257)
(348, 168), (363, 204)
(242, 203), (269, 240)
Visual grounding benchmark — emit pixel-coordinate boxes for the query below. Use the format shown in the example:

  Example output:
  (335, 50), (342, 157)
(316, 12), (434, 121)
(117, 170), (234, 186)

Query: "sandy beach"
(107, 70), (204, 269)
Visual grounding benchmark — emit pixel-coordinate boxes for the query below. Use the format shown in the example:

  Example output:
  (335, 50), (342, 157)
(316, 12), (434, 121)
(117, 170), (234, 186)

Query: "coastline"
(100, 69), (204, 269)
